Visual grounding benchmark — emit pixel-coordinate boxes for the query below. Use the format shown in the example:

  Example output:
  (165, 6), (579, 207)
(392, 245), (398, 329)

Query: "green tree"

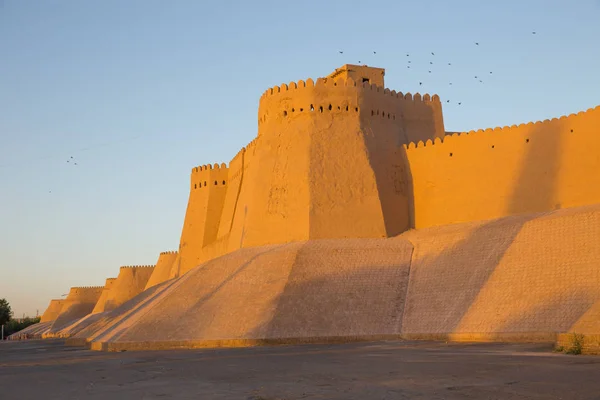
(0, 298), (13, 326)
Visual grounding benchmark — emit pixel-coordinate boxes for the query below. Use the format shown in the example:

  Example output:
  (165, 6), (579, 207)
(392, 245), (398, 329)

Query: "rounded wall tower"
(224, 65), (444, 243)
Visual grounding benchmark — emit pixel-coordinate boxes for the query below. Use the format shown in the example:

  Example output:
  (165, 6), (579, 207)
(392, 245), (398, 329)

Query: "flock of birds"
(338, 32), (537, 106)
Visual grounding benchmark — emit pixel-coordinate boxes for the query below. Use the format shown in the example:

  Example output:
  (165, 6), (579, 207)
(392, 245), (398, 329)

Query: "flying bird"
(475, 42), (479, 45)
(458, 102), (462, 105)
(419, 82), (423, 85)
(339, 51), (343, 54)
(431, 52), (435, 55)
(532, 31), (536, 34)
(373, 51), (376, 54)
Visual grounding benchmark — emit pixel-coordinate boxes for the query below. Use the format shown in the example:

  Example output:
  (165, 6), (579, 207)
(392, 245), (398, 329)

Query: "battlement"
(70, 286), (103, 290)
(119, 265), (155, 269)
(160, 251), (178, 255)
(190, 163), (228, 190)
(257, 67), (444, 143)
(406, 105), (599, 150)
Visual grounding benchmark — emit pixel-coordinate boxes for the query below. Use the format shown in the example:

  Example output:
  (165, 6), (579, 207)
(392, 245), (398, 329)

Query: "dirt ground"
(1, 339), (599, 399)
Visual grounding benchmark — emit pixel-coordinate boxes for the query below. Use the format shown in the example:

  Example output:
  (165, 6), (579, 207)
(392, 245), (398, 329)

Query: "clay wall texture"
(145, 251), (178, 290)
(401, 203), (600, 339)
(81, 238), (413, 347)
(101, 266), (155, 312)
(45, 286), (103, 337)
(75, 203), (600, 350)
(92, 277), (117, 314)
(40, 299), (65, 323)
(407, 105), (600, 229)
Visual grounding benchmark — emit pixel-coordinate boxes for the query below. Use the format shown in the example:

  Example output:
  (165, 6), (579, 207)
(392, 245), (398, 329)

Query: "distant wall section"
(145, 251), (178, 290)
(40, 299), (65, 323)
(45, 286), (103, 336)
(102, 266), (155, 312)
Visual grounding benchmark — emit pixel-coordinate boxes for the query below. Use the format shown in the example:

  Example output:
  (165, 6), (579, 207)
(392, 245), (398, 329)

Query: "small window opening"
(214, 180), (218, 185)
(337, 106), (341, 110)
(491, 145), (495, 149)
(449, 153), (453, 157)
(328, 104), (332, 111)
(283, 111), (287, 117)
(345, 105), (349, 111)
(299, 108), (303, 112)
(204, 181), (207, 186)
(525, 138), (530, 143)
(362, 78), (370, 83)
(194, 184), (197, 189)
(355, 107), (358, 112)
(291, 108), (295, 112)
(319, 106), (323, 113)
(371, 110), (375, 116)
(222, 180), (226, 185)
(570, 129), (574, 133)
(310, 104), (314, 111)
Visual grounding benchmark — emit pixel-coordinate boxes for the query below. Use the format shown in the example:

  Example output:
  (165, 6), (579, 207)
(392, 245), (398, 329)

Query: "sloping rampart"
(44, 286), (103, 337)
(401, 203), (600, 342)
(81, 238), (414, 351)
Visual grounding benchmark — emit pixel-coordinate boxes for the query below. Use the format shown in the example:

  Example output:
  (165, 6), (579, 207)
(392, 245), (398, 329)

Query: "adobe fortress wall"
(145, 251), (178, 290)
(40, 299), (66, 323)
(92, 277), (118, 314)
(406, 106), (600, 229)
(176, 72), (446, 273)
(44, 286), (103, 337)
(101, 266), (155, 313)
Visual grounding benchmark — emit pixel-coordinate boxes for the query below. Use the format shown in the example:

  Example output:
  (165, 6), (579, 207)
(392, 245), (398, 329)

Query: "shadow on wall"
(241, 238), (413, 340)
(401, 118), (566, 335)
(360, 111), (414, 236)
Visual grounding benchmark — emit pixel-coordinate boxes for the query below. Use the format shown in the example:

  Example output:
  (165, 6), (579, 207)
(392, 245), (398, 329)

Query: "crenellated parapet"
(190, 163), (228, 191)
(119, 265), (155, 269)
(406, 105), (600, 151)
(160, 251), (178, 255)
(257, 70), (444, 143)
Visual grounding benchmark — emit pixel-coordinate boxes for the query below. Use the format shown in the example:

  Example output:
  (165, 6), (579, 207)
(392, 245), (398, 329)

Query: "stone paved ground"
(1, 339), (599, 399)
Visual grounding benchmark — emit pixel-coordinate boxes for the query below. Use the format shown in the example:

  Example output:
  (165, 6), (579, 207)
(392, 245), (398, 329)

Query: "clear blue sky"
(1, 0), (599, 317)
